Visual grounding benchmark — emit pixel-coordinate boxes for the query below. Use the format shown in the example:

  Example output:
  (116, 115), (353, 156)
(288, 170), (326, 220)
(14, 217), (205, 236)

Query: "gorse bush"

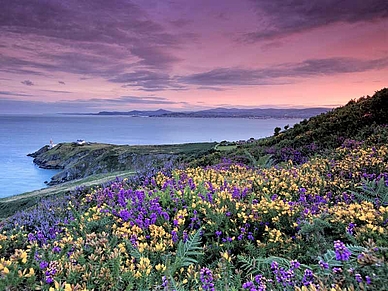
(1, 140), (388, 290)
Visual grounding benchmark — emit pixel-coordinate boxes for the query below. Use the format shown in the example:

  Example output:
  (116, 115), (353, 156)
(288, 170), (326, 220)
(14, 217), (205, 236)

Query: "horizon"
(1, 0), (387, 114)
(0, 105), (335, 116)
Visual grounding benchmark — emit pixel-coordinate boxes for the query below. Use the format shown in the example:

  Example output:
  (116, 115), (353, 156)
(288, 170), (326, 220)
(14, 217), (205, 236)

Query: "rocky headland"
(28, 142), (216, 185)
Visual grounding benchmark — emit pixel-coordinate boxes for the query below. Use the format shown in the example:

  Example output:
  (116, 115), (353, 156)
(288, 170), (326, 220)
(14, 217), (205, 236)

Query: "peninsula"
(76, 107), (331, 119)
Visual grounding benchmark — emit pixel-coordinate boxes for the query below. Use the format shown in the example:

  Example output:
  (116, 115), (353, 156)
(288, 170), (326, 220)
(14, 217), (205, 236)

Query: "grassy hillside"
(29, 142), (217, 185)
(0, 89), (388, 290)
(192, 88), (388, 167)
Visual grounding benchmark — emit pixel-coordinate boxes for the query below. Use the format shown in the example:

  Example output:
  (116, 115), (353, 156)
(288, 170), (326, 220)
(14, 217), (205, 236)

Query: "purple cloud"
(109, 70), (186, 91)
(0, 0), (184, 78)
(21, 80), (34, 86)
(246, 0), (388, 41)
(0, 91), (33, 97)
(180, 57), (388, 86)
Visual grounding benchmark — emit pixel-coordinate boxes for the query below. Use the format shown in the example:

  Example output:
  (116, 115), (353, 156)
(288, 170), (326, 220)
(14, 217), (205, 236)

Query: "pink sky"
(0, 0), (387, 113)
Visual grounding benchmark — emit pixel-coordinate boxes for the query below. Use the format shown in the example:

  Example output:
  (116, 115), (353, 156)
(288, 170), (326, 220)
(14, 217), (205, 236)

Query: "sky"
(0, 0), (387, 114)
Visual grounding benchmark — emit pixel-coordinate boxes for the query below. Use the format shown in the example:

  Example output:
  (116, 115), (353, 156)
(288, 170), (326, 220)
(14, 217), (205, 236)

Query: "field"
(1, 140), (388, 290)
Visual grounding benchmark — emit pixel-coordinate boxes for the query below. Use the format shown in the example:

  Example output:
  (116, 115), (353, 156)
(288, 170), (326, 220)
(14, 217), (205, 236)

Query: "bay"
(0, 115), (301, 198)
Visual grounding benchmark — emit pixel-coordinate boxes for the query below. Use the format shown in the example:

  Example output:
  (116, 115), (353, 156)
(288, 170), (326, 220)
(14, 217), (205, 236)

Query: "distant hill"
(164, 107), (330, 118)
(191, 88), (388, 166)
(249, 88), (388, 163)
(97, 109), (171, 116)
(94, 107), (330, 119)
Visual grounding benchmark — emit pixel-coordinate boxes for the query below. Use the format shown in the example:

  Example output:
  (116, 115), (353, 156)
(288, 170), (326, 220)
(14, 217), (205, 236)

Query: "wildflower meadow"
(1, 137), (388, 291)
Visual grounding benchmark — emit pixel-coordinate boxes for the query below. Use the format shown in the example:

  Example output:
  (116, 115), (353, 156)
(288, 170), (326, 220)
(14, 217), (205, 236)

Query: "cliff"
(28, 142), (216, 185)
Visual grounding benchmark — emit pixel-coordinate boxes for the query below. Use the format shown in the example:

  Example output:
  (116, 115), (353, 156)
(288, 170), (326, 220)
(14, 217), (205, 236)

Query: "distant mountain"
(97, 109), (171, 116)
(95, 107), (330, 119)
(164, 107), (330, 118)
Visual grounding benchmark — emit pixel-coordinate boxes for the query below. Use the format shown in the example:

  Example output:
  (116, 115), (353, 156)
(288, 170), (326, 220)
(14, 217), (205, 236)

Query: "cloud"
(41, 90), (72, 94)
(180, 57), (388, 86)
(130, 46), (181, 69)
(21, 80), (34, 86)
(180, 68), (287, 86)
(197, 86), (228, 91)
(0, 0), (185, 78)
(169, 19), (192, 28)
(245, 0), (388, 41)
(68, 96), (188, 106)
(115, 96), (187, 105)
(0, 91), (33, 97)
(109, 70), (186, 91)
(0, 95), (189, 114)
(0, 55), (50, 76)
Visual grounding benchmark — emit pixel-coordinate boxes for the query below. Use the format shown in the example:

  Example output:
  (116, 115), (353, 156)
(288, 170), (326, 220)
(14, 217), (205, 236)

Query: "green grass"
(0, 170), (135, 219)
(215, 144), (238, 151)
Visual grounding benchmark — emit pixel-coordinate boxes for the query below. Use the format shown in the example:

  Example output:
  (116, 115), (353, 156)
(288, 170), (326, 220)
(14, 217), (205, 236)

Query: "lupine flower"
(200, 267), (215, 291)
(302, 269), (314, 286)
(334, 240), (352, 261)
(355, 273), (362, 283)
(39, 261), (48, 269)
(346, 223), (356, 235)
(290, 260), (300, 270)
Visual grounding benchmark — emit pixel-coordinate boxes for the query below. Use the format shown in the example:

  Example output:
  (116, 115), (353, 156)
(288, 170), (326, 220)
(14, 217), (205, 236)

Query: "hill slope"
(28, 142), (216, 185)
(193, 88), (388, 166)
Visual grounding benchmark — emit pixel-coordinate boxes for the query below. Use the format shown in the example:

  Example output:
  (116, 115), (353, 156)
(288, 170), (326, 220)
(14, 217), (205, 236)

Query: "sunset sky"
(0, 0), (387, 114)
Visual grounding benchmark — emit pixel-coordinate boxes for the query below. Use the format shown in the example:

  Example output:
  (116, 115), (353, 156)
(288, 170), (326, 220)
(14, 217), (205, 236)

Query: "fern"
(244, 150), (274, 168)
(318, 244), (366, 267)
(126, 240), (142, 260)
(352, 178), (388, 205)
(299, 218), (332, 236)
(168, 275), (185, 291)
(170, 228), (203, 274)
(244, 150), (258, 167)
(345, 243), (367, 254)
(238, 255), (309, 277)
(256, 154), (275, 168)
(319, 250), (342, 268)
(238, 255), (258, 275)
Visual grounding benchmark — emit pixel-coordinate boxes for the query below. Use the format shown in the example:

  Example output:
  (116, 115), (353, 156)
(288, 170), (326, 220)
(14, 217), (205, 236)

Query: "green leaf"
(171, 228), (203, 274)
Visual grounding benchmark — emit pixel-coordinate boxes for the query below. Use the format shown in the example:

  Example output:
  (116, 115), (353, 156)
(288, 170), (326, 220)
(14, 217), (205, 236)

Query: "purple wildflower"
(52, 246), (61, 253)
(119, 209), (131, 222)
(365, 276), (371, 285)
(290, 260), (300, 270)
(346, 223), (356, 235)
(39, 261), (49, 269)
(334, 240), (352, 261)
(242, 281), (254, 289)
(318, 260), (329, 269)
(161, 276), (168, 288)
(200, 267), (215, 291)
(302, 269), (314, 286)
(355, 273), (362, 283)
(332, 267), (342, 273)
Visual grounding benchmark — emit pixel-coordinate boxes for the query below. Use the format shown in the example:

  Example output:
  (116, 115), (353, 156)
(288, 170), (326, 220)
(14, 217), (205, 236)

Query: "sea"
(0, 115), (301, 198)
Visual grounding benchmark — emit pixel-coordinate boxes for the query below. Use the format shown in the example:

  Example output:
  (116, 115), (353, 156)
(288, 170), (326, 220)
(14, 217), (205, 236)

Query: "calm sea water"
(0, 115), (301, 198)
